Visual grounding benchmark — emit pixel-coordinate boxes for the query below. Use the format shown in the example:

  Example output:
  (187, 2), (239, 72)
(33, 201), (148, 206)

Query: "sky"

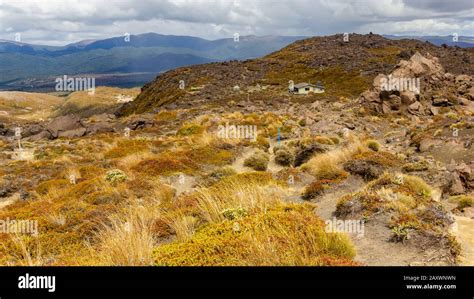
(0, 0), (472, 46)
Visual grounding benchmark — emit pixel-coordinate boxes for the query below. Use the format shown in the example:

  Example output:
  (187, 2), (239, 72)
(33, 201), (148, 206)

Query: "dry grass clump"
(351, 151), (400, 167)
(116, 151), (157, 171)
(104, 138), (150, 159)
(92, 208), (157, 265)
(176, 123), (205, 136)
(302, 180), (332, 200)
(251, 135), (271, 152)
(1, 234), (49, 266)
(449, 195), (473, 210)
(274, 167), (304, 184)
(154, 110), (178, 123)
(194, 173), (287, 223)
(201, 166), (237, 186)
(401, 175), (433, 198)
(36, 179), (71, 195)
(132, 154), (198, 177)
(402, 160), (430, 172)
(311, 160), (349, 181)
(303, 137), (366, 179)
(181, 145), (235, 166)
(160, 210), (199, 242)
(87, 185), (175, 265)
(314, 136), (335, 145)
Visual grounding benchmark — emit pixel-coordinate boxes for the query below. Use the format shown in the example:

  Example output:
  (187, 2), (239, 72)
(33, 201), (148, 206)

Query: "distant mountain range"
(0, 33), (305, 91)
(0, 33), (472, 91)
(383, 35), (474, 48)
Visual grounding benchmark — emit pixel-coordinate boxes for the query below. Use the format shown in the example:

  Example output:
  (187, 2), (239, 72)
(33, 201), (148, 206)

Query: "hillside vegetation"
(0, 34), (472, 266)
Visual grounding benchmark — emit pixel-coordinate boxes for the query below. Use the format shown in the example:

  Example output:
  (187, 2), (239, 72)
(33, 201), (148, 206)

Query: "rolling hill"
(118, 33), (474, 115)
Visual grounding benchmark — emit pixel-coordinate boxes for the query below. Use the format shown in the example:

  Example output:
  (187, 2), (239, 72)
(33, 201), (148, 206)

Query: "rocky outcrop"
(45, 115), (86, 138)
(21, 114), (121, 141)
(360, 52), (473, 116)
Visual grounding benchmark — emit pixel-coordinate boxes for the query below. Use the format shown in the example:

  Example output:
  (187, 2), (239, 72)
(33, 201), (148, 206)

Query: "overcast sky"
(0, 0), (472, 46)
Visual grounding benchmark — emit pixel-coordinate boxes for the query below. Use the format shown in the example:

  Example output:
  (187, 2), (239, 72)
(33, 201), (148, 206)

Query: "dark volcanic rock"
(294, 143), (328, 167)
(343, 160), (384, 181)
(46, 114), (86, 138)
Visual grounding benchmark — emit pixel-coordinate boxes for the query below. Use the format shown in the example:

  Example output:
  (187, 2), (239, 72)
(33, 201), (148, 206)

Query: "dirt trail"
(0, 193), (19, 209)
(309, 177), (417, 265)
(267, 141), (284, 173)
(312, 175), (454, 265)
(314, 176), (365, 220)
(230, 147), (255, 173)
(349, 216), (443, 266)
(451, 216), (474, 266)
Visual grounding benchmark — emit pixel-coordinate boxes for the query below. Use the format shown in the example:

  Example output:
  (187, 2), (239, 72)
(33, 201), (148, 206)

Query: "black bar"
(0, 266), (472, 298)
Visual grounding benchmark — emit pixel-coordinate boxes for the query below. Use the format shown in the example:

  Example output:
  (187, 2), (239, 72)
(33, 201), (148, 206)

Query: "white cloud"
(0, 0), (472, 45)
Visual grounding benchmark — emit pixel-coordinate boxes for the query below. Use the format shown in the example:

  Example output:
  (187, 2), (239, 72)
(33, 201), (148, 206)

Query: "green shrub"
(105, 169), (128, 185)
(177, 124), (204, 136)
(274, 149), (294, 166)
(365, 139), (380, 152)
(302, 181), (328, 200)
(244, 151), (270, 171)
(449, 195), (473, 210)
(402, 161), (429, 172)
(222, 208), (248, 220)
(390, 224), (411, 242)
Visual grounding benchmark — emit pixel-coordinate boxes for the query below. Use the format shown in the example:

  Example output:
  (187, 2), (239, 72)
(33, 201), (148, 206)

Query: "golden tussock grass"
(88, 192), (170, 266)
(90, 209), (157, 266)
(303, 136), (366, 179)
(2, 233), (47, 266)
(194, 173), (287, 223)
(160, 210), (198, 242)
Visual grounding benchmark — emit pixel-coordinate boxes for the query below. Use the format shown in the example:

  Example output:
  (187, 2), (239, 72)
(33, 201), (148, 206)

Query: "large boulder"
(400, 91), (417, 105)
(85, 113), (117, 135)
(22, 124), (44, 138)
(418, 138), (441, 153)
(343, 160), (384, 181)
(27, 130), (52, 142)
(58, 127), (87, 138)
(391, 52), (444, 79)
(46, 114), (86, 138)
(456, 162), (474, 191)
(126, 115), (155, 130)
(467, 86), (474, 101)
(455, 74), (472, 94)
